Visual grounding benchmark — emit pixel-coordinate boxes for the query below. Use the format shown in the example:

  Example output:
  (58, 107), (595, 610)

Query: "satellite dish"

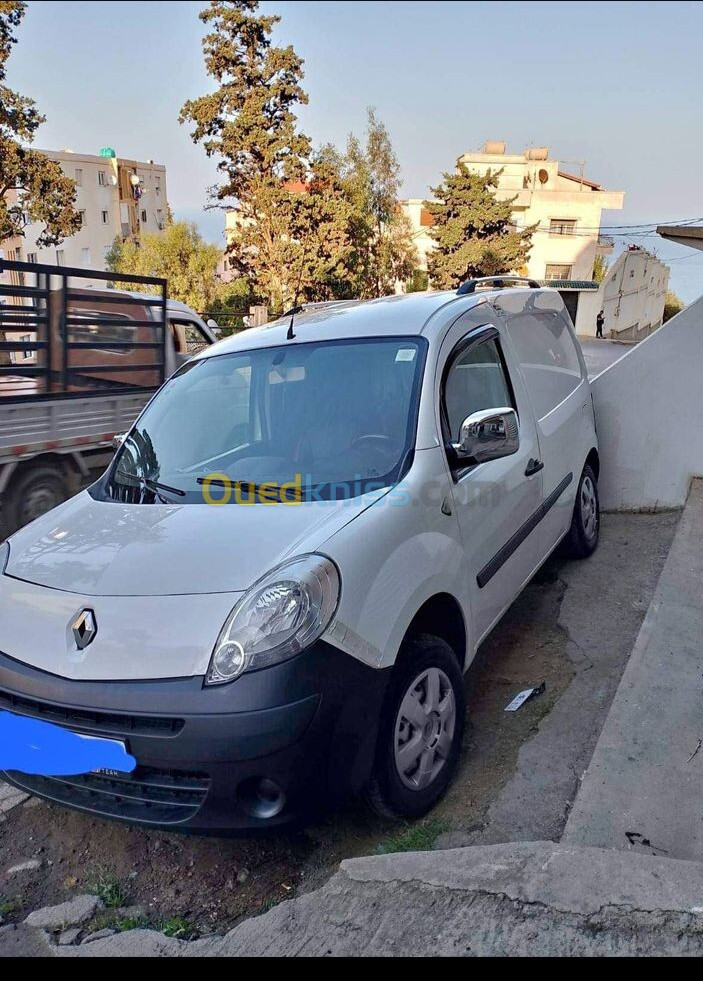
(539, 169), (549, 186)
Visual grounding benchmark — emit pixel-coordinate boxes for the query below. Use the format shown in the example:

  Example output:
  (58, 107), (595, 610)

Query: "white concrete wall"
(592, 295), (703, 510)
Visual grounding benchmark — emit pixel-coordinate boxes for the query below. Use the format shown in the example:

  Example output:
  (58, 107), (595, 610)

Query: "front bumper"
(0, 642), (390, 832)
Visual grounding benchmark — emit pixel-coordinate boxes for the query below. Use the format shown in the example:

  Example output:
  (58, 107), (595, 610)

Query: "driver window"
(444, 338), (513, 443)
(170, 320), (210, 356)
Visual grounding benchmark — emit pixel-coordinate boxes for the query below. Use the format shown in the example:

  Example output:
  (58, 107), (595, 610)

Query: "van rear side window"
(507, 312), (582, 420)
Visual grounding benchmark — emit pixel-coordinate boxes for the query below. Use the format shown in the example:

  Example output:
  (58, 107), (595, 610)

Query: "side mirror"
(453, 408), (520, 465)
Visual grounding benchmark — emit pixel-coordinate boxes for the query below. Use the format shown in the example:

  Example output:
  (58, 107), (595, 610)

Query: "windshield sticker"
(396, 349), (417, 363)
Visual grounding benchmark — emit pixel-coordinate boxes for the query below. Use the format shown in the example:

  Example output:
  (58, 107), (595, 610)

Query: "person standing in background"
(596, 310), (606, 340)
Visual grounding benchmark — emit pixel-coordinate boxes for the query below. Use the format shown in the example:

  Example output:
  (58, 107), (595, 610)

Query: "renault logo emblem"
(72, 610), (97, 651)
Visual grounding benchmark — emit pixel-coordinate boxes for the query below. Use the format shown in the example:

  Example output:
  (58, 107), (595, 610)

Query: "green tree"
(426, 164), (534, 290)
(106, 222), (224, 313)
(180, 1), (347, 311)
(593, 254), (610, 283)
(663, 290), (684, 324)
(0, 2), (79, 248)
(332, 109), (417, 298)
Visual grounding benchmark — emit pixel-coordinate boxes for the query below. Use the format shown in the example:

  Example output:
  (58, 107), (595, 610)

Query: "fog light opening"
(238, 777), (287, 821)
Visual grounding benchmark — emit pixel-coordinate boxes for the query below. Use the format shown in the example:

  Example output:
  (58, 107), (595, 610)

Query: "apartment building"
(402, 143), (627, 330)
(2, 148), (168, 288)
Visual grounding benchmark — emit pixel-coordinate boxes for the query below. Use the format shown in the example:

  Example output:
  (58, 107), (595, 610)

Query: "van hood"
(6, 491), (382, 598)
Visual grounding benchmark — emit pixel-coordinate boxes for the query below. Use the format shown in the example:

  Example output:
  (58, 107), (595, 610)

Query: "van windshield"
(105, 338), (426, 504)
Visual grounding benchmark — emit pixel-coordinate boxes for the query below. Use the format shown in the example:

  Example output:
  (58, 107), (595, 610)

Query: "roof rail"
(457, 276), (541, 297)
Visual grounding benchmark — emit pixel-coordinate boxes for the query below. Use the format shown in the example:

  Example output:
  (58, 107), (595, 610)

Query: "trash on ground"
(505, 684), (547, 713)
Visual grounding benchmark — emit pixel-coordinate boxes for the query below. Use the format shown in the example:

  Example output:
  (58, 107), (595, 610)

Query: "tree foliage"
(592, 254), (610, 283)
(330, 109), (417, 298)
(106, 222), (224, 313)
(426, 164), (535, 290)
(0, 1), (79, 247)
(663, 290), (684, 324)
(180, 1), (328, 310)
(181, 3), (414, 309)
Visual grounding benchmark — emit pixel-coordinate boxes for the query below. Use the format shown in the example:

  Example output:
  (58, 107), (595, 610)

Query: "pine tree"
(426, 164), (534, 290)
(0, 2), (80, 247)
(181, 1), (353, 311)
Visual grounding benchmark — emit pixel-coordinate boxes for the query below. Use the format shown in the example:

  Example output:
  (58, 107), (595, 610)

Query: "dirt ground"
(0, 512), (679, 938)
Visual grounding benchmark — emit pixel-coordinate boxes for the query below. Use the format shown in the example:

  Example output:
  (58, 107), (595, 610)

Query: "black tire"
(561, 464), (600, 560)
(5, 465), (70, 534)
(366, 634), (466, 821)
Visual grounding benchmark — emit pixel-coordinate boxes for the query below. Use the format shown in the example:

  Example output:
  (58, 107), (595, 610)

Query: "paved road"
(579, 338), (630, 379)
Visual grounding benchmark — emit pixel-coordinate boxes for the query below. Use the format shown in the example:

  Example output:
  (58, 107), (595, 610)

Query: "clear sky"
(6, 0), (703, 299)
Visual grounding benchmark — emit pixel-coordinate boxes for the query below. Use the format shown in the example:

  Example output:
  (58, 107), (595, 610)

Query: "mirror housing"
(453, 408), (520, 465)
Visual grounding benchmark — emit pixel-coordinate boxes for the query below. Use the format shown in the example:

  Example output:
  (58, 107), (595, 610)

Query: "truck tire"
(561, 464), (600, 560)
(5, 465), (70, 534)
(366, 634), (465, 821)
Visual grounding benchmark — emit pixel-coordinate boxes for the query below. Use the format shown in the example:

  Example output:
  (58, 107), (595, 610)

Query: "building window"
(550, 219), (577, 237)
(156, 209), (164, 229)
(56, 250), (65, 267)
(98, 170), (107, 187)
(101, 210), (110, 225)
(26, 253), (37, 264)
(141, 209), (148, 223)
(545, 264), (573, 281)
(79, 210), (87, 227)
(81, 248), (92, 267)
(75, 168), (83, 186)
(155, 181), (161, 198)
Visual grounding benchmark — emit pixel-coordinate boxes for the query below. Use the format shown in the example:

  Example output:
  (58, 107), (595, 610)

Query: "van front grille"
(5, 767), (210, 826)
(0, 687), (184, 738)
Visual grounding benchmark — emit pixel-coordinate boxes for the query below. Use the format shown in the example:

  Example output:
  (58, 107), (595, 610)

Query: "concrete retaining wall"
(591, 296), (703, 510)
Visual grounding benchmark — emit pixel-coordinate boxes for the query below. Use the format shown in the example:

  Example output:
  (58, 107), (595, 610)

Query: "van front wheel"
(366, 635), (465, 821)
(562, 464), (600, 560)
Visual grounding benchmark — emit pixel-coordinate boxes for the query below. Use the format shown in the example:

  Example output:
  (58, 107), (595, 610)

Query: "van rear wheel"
(366, 635), (465, 821)
(562, 464), (600, 560)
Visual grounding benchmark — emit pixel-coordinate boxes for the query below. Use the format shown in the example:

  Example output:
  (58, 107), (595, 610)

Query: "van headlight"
(0, 541), (9, 575)
(205, 555), (341, 687)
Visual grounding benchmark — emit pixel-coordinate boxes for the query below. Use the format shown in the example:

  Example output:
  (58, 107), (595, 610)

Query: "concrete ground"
(579, 338), (631, 379)
(566, 480), (703, 862)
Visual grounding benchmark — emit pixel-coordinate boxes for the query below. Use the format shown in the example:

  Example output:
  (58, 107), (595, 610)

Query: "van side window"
(506, 312), (582, 420)
(443, 338), (513, 444)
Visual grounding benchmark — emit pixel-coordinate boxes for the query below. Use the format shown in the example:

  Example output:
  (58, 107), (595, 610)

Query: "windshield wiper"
(116, 470), (187, 500)
(195, 477), (303, 503)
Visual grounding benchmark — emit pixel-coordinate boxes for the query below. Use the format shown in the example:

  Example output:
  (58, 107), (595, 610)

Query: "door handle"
(525, 459), (545, 478)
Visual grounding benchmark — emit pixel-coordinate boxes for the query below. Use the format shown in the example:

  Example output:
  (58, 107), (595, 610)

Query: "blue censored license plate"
(0, 711), (137, 778)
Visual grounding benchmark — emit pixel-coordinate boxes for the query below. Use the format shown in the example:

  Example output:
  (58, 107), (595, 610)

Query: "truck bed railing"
(0, 259), (168, 404)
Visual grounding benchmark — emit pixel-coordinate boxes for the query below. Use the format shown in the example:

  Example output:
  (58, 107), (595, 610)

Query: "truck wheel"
(5, 466), (70, 533)
(366, 635), (465, 821)
(562, 464), (600, 560)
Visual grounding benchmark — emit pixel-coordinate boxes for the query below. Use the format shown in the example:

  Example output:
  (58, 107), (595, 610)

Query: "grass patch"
(160, 916), (197, 940)
(114, 915), (149, 933)
(84, 911), (149, 935)
(0, 897), (21, 917)
(88, 866), (128, 909)
(376, 819), (450, 855)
